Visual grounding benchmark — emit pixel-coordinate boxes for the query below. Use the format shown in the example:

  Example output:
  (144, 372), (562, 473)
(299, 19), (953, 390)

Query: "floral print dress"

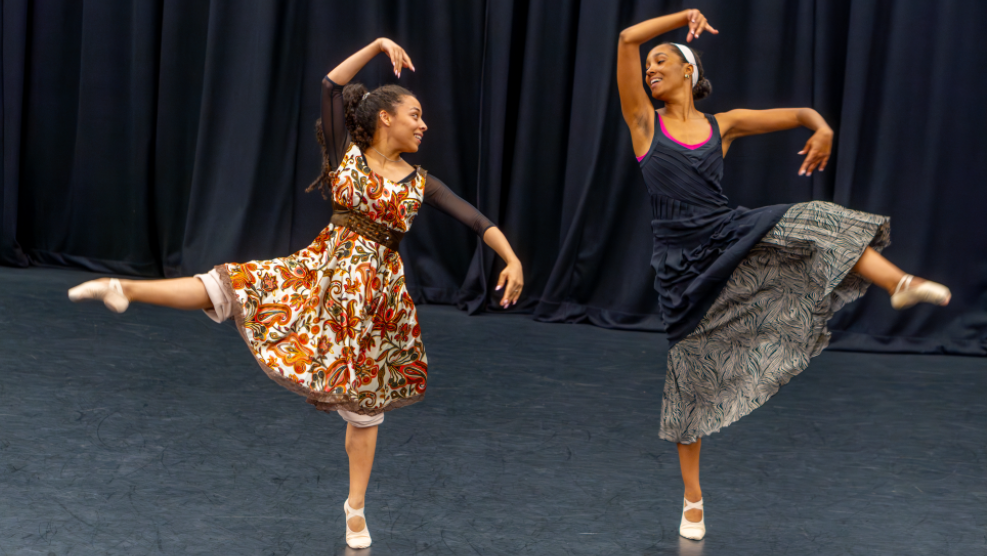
(212, 77), (493, 416)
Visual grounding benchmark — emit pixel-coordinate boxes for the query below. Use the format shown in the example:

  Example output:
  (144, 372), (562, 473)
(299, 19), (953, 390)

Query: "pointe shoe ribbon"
(679, 497), (706, 541)
(344, 499), (372, 549)
(68, 278), (130, 313)
(890, 275), (951, 310)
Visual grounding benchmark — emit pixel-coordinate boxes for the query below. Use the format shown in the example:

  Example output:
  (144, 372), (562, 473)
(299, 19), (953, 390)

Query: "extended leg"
(121, 277), (212, 310)
(851, 246), (950, 306)
(69, 276), (212, 312)
(851, 247), (906, 294)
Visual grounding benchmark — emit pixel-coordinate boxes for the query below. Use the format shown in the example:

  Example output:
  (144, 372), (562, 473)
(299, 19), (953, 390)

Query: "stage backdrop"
(2, 0), (985, 355)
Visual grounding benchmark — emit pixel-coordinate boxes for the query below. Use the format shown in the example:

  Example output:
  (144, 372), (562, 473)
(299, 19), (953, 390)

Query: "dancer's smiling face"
(645, 44), (693, 100)
(379, 95), (427, 153)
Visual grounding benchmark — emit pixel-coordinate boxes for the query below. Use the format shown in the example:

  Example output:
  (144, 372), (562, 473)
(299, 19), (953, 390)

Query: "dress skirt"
(659, 201), (891, 444)
(205, 221), (428, 416)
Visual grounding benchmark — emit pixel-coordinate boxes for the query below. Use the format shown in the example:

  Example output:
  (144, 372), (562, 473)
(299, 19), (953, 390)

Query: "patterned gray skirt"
(659, 201), (891, 444)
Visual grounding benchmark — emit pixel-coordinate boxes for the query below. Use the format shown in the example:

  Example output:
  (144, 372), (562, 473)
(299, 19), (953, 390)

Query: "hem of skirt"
(306, 393), (425, 415)
(658, 392), (780, 444)
(213, 264), (422, 416)
(658, 211), (891, 444)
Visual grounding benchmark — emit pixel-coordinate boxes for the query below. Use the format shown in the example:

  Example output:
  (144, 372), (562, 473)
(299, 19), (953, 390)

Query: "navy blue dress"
(641, 112), (791, 345)
(641, 111), (891, 444)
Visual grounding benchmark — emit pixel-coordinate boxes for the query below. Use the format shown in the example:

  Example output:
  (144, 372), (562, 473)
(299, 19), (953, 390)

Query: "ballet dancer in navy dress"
(616, 9), (950, 540)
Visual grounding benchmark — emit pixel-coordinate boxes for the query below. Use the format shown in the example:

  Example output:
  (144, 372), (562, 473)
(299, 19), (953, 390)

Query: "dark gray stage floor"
(0, 267), (984, 555)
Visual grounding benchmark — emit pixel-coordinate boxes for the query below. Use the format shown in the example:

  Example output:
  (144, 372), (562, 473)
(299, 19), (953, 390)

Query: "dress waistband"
(651, 194), (722, 221)
(331, 203), (404, 251)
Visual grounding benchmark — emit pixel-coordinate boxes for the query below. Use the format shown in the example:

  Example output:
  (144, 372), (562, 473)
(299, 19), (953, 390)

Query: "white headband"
(671, 43), (699, 88)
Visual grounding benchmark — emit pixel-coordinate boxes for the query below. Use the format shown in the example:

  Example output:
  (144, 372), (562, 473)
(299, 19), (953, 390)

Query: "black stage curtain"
(3, 0), (985, 355)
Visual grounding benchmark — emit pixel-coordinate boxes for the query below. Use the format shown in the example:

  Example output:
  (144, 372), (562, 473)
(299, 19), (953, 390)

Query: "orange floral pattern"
(222, 144), (428, 415)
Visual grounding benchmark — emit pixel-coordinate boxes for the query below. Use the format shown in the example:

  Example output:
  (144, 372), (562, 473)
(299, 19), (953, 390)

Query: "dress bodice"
(331, 143), (425, 233)
(637, 111), (791, 344)
(640, 112), (728, 217)
(316, 77), (494, 237)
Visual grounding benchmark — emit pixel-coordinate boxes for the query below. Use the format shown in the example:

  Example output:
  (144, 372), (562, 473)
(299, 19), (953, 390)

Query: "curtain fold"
(2, 0), (984, 355)
(1, 0), (30, 267)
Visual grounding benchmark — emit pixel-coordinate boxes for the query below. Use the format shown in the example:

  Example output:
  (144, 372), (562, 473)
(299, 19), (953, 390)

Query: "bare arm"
(616, 10), (718, 155)
(716, 108), (834, 175)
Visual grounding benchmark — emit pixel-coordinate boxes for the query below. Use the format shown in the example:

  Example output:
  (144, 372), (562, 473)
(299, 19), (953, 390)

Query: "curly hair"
(342, 82), (416, 151)
(306, 119), (334, 198)
(662, 42), (713, 101)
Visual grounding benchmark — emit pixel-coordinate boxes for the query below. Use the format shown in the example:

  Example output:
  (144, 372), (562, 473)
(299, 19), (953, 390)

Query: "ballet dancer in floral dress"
(69, 37), (524, 549)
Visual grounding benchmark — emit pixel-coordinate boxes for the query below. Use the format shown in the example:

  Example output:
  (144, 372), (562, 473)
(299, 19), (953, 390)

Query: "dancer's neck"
(661, 98), (700, 121)
(369, 141), (402, 163)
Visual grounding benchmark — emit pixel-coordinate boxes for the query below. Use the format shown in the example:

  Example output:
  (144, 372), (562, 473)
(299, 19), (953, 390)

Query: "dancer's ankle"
(683, 488), (703, 521)
(887, 274), (926, 296)
(117, 279), (133, 301)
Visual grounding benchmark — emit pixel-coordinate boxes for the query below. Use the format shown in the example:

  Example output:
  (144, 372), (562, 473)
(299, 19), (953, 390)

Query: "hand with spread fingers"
(378, 38), (415, 78)
(798, 128), (833, 177)
(683, 9), (719, 43)
(495, 260), (524, 308)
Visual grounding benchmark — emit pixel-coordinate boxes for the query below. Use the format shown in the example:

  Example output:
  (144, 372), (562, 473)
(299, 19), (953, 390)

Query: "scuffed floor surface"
(0, 266), (984, 555)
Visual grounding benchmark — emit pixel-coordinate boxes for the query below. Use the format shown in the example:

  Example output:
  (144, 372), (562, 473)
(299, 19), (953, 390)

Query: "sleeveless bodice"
(639, 112), (791, 344)
(640, 113), (728, 212)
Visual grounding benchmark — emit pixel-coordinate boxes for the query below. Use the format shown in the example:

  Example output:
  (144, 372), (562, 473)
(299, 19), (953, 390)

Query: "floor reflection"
(677, 535), (705, 556)
(342, 547), (371, 556)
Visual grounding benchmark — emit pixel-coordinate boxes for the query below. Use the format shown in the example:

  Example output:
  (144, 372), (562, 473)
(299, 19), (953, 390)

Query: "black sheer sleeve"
(422, 174), (495, 237)
(320, 76), (350, 169)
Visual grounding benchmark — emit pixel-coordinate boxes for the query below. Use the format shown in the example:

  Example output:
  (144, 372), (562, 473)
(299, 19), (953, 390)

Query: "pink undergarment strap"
(658, 113), (712, 150)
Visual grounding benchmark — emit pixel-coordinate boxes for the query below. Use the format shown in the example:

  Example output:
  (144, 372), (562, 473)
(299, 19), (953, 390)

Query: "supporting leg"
(677, 439), (703, 522)
(345, 423), (378, 533)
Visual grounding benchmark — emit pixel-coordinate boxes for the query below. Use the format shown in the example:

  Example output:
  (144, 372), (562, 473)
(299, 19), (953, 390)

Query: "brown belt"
(330, 203), (404, 251)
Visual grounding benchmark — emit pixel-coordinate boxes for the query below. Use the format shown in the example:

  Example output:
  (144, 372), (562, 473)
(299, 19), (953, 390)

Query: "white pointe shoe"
(344, 499), (372, 549)
(679, 497), (706, 541)
(890, 275), (951, 310)
(68, 278), (130, 313)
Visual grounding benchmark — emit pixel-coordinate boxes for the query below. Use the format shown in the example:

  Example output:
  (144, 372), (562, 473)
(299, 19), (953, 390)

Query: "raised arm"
(617, 10), (718, 155)
(327, 38), (413, 86)
(715, 108), (834, 176)
(319, 39), (416, 168)
(423, 175), (523, 307)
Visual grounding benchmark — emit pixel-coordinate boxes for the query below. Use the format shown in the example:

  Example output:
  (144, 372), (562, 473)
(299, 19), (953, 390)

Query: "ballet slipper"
(344, 499), (372, 549)
(679, 497), (706, 541)
(890, 275), (951, 310)
(67, 278), (130, 313)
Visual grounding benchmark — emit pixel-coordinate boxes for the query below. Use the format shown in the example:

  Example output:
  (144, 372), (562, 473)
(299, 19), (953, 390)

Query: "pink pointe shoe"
(890, 275), (951, 310)
(67, 278), (129, 313)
